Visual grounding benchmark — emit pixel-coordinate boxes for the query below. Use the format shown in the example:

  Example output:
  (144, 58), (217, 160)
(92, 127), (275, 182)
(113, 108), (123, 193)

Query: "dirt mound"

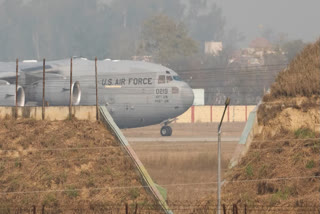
(194, 100), (319, 213)
(0, 119), (160, 213)
(264, 39), (320, 100)
(195, 40), (320, 213)
(258, 97), (320, 137)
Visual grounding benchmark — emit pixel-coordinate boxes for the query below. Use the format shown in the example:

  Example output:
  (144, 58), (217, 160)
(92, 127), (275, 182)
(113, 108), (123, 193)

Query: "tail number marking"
(155, 88), (169, 103)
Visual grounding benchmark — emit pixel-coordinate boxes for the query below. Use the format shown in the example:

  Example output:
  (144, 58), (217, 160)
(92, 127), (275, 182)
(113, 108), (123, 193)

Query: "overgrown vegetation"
(245, 164), (254, 177)
(294, 128), (316, 139)
(264, 39), (320, 100)
(0, 119), (158, 212)
(306, 160), (315, 169)
(269, 186), (295, 206)
(65, 186), (79, 198)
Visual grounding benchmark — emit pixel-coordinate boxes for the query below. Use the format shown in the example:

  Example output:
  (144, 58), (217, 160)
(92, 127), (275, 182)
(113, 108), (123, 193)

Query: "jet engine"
(0, 81), (25, 106)
(27, 80), (81, 106)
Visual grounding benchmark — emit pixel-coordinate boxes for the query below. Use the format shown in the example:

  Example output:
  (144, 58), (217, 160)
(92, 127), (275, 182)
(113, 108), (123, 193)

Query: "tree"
(281, 40), (306, 62)
(184, 1), (225, 44)
(139, 14), (198, 65)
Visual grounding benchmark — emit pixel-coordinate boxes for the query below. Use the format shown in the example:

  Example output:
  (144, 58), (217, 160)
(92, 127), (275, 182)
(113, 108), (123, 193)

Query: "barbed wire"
(0, 137), (318, 155)
(0, 175), (319, 196)
(1, 204), (319, 213)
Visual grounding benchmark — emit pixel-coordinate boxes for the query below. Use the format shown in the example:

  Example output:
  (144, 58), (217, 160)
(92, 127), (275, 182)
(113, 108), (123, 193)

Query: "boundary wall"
(176, 105), (256, 123)
(0, 106), (96, 121)
(0, 105), (256, 124)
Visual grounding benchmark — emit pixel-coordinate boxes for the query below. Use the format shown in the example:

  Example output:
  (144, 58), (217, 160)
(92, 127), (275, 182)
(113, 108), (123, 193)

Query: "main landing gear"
(160, 118), (176, 136)
(160, 126), (172, 136)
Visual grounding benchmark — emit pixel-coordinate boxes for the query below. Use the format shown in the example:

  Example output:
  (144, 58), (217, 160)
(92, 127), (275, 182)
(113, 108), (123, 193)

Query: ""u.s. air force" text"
(102, 78), (153, 86)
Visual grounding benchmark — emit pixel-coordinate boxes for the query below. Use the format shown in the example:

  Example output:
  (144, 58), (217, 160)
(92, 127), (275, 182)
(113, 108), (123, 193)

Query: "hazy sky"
(1, 0), (319, 47)
(213, 0), (320, 45)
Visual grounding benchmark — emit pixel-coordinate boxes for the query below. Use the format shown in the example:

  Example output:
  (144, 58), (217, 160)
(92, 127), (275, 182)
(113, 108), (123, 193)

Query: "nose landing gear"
(160, 126), (172, 136)
(160, 118), (176, 136)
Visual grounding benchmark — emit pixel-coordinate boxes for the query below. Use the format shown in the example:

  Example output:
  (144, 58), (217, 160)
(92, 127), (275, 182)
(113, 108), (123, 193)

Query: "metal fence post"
(125, 203), (128, 214)
(134, 204), (138, 214)
(69, 57), (73, 119)
(15, 58), (18, 118)
(232, 204), (238, 214)
(42, 58), (46, 120)
(222, 204), (226, 214)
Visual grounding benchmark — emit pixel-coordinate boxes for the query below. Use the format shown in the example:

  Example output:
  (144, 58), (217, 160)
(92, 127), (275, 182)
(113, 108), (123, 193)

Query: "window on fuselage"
(166, 76), (173, 83)
(158, 75), (165, 84)
(173, 76), (182, 81)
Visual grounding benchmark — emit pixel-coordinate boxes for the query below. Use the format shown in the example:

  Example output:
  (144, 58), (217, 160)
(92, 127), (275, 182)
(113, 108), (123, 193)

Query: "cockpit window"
(158, 75), (165, 84)
(173, 76), (182, 81)
(166, 76), (173, 83)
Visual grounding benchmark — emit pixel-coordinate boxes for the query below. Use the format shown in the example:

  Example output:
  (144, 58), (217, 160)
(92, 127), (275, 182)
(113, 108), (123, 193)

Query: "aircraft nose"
(181, 85), (194, 110)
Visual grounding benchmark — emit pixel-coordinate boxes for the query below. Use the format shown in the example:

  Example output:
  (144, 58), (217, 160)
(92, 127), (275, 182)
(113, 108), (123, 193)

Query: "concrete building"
(205, 41), (223, 56)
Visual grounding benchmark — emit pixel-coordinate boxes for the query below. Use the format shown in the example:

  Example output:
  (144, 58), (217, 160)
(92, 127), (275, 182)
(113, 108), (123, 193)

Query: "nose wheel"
(161, 126), (172, 136)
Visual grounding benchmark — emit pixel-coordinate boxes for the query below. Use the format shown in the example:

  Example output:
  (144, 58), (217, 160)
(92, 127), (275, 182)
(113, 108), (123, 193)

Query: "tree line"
(0, 0), (237, 63)
(0, 0), (307, 104)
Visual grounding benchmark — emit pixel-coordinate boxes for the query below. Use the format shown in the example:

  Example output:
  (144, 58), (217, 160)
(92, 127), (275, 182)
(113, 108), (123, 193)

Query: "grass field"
(123, 123), (245, 202)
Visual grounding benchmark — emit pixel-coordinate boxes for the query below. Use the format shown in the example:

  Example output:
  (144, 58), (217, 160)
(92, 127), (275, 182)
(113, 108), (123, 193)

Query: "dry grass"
(220, 128), (320, 208)
(196, 124), (320, 213)
(264, 39), (320, 101)
(0, 118), (160, 212)
(126, 123), (245, 205)
(133, 142), (234, 202)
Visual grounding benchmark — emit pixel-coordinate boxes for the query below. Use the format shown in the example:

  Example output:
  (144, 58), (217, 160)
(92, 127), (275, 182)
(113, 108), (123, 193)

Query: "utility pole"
(69, 57), (73, 119)
(95, 57), (99, 121)
(15, 59), (18, 118)
(217, 97), (230, 214)
(42, 58), (46, 120)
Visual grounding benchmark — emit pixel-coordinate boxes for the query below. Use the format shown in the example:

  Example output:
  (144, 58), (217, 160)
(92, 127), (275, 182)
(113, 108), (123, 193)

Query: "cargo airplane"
(0, 58), (194, 136)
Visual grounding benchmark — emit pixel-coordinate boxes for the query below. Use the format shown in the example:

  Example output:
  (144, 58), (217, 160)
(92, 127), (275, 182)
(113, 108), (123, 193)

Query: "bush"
(65, 186), (79, 198)
(294, 128), (315, 139)
(306, 160), (315, 169)
(42, 194), (59, 206)
(269, 186), (294, 206)
(246, 164), (254, 177)
(128, 188), (140, 200)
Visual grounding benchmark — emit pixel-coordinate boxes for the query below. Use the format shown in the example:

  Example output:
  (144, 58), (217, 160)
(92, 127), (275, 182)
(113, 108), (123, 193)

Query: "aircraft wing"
(0, 71), (17, 80)
(0, 62), (19, 83)
(0, 59), (81, 107)
(0, 61), (65, 83)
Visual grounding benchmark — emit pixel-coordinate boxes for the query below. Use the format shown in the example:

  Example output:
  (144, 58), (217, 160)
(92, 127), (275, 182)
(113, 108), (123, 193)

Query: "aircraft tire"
(166, 126), (172, 136)
(161, 126), (172, 136)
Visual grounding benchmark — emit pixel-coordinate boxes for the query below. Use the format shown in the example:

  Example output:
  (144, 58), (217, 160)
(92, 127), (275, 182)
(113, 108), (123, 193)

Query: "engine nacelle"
(0, 81), (25, 106)
(27, 80), (81, 106)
